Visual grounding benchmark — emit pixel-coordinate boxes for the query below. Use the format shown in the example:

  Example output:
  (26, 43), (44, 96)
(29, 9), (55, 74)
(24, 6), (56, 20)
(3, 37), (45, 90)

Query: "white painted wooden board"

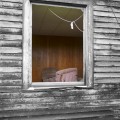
(0, 28), (22, 35)
(0, 67), (22, 72)
(96, 0), (120, 7)
(94, 50), (120, 56)
(0, 47), (22, 53)
(94, 67), (120, 72)
(0, 21), (22, 28)
(0, 2), (22, 9)
(94, 39), (120, 45)
(94, 56), (120, 62)
(1, 0), (23, 3)
(94, 5), (120, 13)
(94, 28), (120, 34)
(0, 8), (22, 16)
(94, 44), (120, 50)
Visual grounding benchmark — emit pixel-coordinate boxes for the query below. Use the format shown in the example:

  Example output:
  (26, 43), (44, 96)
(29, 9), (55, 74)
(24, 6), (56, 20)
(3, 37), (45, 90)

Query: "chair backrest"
(56, 68), (77, 82)
(42, 67), (57, 82)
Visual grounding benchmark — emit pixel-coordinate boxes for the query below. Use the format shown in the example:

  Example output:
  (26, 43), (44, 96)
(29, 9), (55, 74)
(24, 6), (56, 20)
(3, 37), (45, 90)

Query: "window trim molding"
(23, 0), (94, 89)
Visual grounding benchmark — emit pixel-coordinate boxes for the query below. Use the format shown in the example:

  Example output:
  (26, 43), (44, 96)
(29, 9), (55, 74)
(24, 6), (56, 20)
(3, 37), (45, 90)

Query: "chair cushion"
(56, 68), (77, 82)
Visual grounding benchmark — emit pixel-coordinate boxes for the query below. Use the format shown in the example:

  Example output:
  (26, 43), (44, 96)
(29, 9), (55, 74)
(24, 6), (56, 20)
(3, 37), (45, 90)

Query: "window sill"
(26, 81), (93, 91)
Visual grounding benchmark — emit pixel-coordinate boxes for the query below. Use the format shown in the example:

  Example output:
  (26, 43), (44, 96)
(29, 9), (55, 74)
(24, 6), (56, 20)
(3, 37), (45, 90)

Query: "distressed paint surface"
(0, 0), (120, 120)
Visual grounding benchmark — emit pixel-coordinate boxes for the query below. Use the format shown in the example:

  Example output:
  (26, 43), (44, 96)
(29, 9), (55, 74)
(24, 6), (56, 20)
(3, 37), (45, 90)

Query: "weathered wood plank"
(93, 16), (120, 24)
(94, 28), (120, 34)
(0, 86), (21, 92)
(94, 67), (120, 72)
(1, 0), (23, 3)
(0, 41), (22, 47)
(0, 0), (120, 119)
(0, 110), (115, 120)
(0, 115), (117, 120)
(0, 73), (22, 80)
(0, 79), (22, 86)
(0, 100), (120, 111)
(96, 0), (120, 8)
(94, 78), (120, 83)
(0, 60), (22, 67)
(94, 10), (120, 18)
(1, 94), (120, 105)
(0, 2), (22, 10)
(94, 44), (120, 50)
(94, 22), (120, 29)
(0, 8), (22, 16)
(0, 15), (22, 22)
(94, 5), (120, 13)
(94, 73), (120, 77)
(0, 84), (119, 98)
(94, 50), (120, 56)
(94, 16), (120, 23)
(94, 56), (120, 61)
(0, 34), (22, 41)
(0, 108), (116, 119)
(0, 47), (22, 53)
(94, 33), (120, 39)
(0, 67), (21, 72)
(0, 28), (22, 35)
(112, 0), (120, 1)
(94, 39), (120, 45)
(95, 61), (120, 67)
(0, 21), (22, 28)
(0, 53), (22, 60)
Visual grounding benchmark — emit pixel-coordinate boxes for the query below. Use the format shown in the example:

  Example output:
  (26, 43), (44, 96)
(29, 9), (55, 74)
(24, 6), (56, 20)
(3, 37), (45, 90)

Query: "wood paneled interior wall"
(32, 35), (83, 82)
(1, 0), (120, 120)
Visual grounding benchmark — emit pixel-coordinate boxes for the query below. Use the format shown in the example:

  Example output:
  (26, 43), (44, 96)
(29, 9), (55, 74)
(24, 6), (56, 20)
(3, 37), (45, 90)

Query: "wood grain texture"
(1, 0), (23, 3)
(1, 0), (120, 120)
(94, 50), (120, 56)
(94, 56), (120, 62)
(0, 79), (22, 86)
(94, 5), (120, 13)
(0, 73), (22, 80)
(0, 8), (22, 16)
(0, 47), (22, 53)
(0, 60), (22, 67)
(94, 16), (120, 24)
(94, 33), (120, 39)
(0, 53), (22, 60)
(94, 39), (120, 45)
(0, 15), (22, 22)
(0, 41), (22, 47)
(0, 21), (22, 28)
(0, 2), (22, 9)
(94, 11), (120, 18)
(0, 67), (22, 72)
(0, 34), (22, 40)
(94, 28), (120, 34)
(32, 35), (83, 82)
(95, 0), (120, 7)
(0, 28), (22, 35)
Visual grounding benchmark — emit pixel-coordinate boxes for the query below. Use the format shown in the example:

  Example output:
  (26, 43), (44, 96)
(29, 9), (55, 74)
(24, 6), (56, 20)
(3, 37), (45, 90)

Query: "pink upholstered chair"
(55, 68), (78, 82)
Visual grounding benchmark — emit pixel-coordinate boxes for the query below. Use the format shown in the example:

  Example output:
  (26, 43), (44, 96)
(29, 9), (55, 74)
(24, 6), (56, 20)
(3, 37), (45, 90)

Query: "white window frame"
(23, 0), (94, 89)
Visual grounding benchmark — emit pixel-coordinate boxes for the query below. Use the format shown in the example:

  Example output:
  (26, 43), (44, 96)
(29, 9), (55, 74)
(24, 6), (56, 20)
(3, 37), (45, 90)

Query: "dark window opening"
(32, 4), (83, 83)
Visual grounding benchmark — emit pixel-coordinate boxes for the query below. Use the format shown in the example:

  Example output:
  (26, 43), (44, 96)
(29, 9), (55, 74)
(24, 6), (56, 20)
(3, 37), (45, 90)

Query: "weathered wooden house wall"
(0, 0), (120, 119)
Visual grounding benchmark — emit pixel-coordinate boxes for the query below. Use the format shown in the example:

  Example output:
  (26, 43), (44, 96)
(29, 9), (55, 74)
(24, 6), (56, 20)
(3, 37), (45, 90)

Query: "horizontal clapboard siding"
(1, 0), (23, 3)
(94, 0), (120, 84)
(0, 2), (22, 10)
(0, 83), (120, 119)
(0, 0), (22, 92)
(0, 0), (120, 120)
(0, 28), (22, 35)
